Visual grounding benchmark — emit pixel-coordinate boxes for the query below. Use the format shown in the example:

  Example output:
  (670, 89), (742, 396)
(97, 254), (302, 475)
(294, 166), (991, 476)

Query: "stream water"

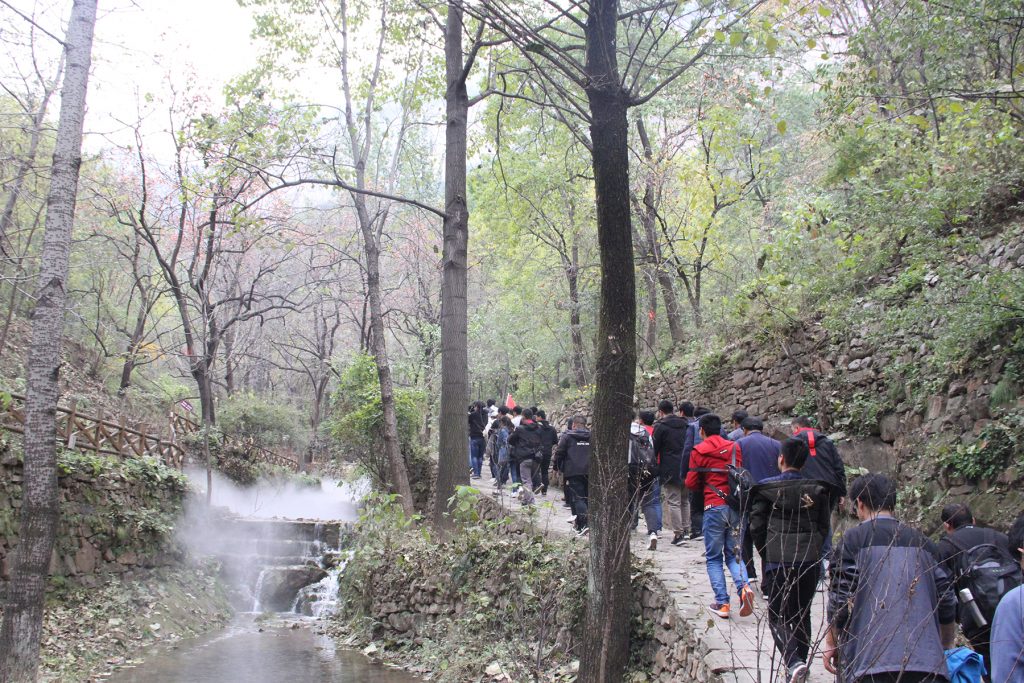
(109, 475), (420, 682)
(107, 616), (421, 682)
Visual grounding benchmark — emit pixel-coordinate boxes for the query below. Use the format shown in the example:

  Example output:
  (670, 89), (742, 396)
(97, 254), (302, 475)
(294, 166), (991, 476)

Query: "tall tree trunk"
(578, 0), (636, 680)
(117, 294), (149, 395)
(223, 324), (236, 397)
(359, 225), (415, 515)
(433, 0), (471, 527)
(0, 2), (98, 679)
(635, 118), (685, 345)
(644, 268), (657, 355)
(566, 234), (588, 387)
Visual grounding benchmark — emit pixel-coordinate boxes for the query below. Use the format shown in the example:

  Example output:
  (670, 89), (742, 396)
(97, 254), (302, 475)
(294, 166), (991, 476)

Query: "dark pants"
(741, 516), (758, 579)
(690, 490), (704, 537)
(488, 442), (499, 479)
(469, 436), (486, 477)
(566, 475), (588, 530)
(763, 563), (819, 669)
(539, 452), (552, 493)
(966, 629), (992, 683)
(856, 674), (944, 683)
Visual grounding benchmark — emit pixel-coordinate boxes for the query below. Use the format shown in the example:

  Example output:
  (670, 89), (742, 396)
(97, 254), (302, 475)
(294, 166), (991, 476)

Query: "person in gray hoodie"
(824, 474), (956, 683)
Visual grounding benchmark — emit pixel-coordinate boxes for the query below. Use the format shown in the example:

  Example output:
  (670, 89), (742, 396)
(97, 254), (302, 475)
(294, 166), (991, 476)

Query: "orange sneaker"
(739, 585), (755, 617)
(708, 603), (730, 619)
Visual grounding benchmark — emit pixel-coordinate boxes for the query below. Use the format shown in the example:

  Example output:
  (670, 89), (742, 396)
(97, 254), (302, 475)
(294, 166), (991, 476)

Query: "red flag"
(505, 393), (516, 409)
(648, 309), (656, 321)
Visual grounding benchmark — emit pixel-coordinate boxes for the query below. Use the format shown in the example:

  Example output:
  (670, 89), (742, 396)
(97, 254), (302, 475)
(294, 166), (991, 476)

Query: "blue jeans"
(470, 437), (486, 477)
(703, 504), (749, 606)
(629, 471), (662, 534)
(642, 479), (663, 533)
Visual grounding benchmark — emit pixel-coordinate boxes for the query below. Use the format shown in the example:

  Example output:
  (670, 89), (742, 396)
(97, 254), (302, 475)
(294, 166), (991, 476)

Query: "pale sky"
(87, 0), (259, 151)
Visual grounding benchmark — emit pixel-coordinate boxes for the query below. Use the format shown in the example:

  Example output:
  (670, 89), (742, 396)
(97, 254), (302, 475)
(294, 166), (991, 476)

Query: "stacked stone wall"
(557, 228), (1024, 529)
(0, 442), (186, 585)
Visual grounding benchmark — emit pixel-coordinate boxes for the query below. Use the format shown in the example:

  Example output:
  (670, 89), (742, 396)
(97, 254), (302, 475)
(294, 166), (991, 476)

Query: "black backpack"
(629, 430), (658, 471)
(950, 538), (1023, 635)
(696, 444), (756, 513)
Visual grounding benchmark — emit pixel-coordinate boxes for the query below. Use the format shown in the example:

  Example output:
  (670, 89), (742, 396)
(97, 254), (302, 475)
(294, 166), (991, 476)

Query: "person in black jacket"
(936, 503), (1015, 680)
(508, 408), (544, 505)
(468, 401), (488, 479)
(555, 415), (591, 535)
(791, 416), (847, 556)
(652, 400), (691, 545)
(749, 438), (831, 683)
(535, 409), (559, 495)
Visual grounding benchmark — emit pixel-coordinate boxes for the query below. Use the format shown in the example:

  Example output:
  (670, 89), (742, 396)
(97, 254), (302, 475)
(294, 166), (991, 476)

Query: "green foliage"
(938, 412), (1024, 482)
(829, 391), (887, 437)
(695, 348), (729, 391)
(791, 391), (819, 419)
(990, 361), (1022, 411)
(327, 354), (425, 491)
(336, 492), (585, 682)
(219, 391), (304, 448)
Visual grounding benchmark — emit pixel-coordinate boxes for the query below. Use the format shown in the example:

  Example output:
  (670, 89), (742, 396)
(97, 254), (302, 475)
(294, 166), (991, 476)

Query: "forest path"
(474, 475), (833, 683)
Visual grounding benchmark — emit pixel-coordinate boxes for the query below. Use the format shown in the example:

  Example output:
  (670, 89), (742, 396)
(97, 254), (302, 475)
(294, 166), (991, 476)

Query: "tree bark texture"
(635, 118), (685, 345)
(578, 0), (636, 680)
(359, 220), (415, 516)
(433, 0), (471, 527)
(0, 2), (98, 679)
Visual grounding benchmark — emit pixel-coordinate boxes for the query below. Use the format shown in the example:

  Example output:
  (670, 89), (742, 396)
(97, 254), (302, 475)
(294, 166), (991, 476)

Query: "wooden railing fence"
(0, 393), (298, 472)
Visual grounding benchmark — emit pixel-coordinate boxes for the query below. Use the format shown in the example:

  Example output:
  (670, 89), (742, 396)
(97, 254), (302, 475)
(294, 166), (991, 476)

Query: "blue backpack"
(946, 646), (985, 683)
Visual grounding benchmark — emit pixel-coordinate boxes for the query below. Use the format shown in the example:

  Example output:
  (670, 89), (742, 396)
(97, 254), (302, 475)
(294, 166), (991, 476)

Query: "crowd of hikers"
(467, 398), (1024, 683)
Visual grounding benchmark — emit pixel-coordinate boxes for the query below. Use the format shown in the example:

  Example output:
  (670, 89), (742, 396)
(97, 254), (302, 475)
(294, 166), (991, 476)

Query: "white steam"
(183, 467), (364, 521)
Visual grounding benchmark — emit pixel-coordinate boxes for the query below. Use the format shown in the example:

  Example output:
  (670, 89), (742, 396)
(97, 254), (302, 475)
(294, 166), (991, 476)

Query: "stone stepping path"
(473, 476), (834, 683)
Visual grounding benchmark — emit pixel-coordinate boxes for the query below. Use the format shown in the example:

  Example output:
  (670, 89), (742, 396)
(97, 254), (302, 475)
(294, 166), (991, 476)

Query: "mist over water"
(183, 467), (363, 521)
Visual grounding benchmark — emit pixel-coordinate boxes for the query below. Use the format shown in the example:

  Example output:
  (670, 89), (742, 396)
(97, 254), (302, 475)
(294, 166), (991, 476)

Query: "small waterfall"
(251, 568), (270, 612)
(292, 552), (350, 617)
(191, 518), (347, 615)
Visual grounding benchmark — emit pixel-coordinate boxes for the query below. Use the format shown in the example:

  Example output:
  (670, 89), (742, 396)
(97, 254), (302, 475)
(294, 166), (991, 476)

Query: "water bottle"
(958, 588), (988, 628)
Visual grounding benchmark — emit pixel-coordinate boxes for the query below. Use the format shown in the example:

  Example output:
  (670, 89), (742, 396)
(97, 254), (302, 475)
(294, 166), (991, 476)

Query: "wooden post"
(117, 416), (126, 456)
(65, 400), (77, 450)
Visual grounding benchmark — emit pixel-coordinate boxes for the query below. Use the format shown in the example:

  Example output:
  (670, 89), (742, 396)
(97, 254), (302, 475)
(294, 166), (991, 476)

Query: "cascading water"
(292, 551), (351, 617)
(105, 477), (421, 683)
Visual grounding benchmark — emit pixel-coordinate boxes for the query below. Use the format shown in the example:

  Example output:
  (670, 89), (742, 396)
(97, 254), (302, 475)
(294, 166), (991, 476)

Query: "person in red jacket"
(686, 413), (755, 619)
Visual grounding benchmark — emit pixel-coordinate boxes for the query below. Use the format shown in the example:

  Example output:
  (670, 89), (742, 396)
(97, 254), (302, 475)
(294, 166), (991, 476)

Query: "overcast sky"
(87, 0), (259, 150)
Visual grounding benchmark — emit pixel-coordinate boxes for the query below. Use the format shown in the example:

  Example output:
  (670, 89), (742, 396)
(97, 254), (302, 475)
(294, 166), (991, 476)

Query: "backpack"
(949, 537), (1023, 635)
(696, 445), (756, 513)
(629, 430), (657, 471)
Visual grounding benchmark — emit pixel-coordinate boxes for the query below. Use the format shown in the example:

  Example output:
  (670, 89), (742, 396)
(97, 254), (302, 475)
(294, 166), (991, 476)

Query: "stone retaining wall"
(0, 442), (187, 585)
(557, 228), (1024, 530)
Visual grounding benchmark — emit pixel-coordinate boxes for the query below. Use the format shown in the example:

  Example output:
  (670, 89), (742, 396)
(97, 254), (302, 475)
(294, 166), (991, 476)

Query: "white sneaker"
(575, 526), (589, 537)
(648, 532), (658, 551)
(788, 662), (809, 683)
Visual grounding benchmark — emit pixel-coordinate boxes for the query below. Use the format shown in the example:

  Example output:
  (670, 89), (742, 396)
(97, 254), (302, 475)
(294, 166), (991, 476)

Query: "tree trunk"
(644, 267), (657, 356)
(578, 0), (636, 680)
(193, 361), (217, 426)
(567, 241), (587, 387)
(0, 2), (98, 679)
(360, 228), (415, 516)
(117, 294), (149, 395)
(433, 0), (471, 528)
(223, 325), (236, 397)
(635, 118), (685, 345)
